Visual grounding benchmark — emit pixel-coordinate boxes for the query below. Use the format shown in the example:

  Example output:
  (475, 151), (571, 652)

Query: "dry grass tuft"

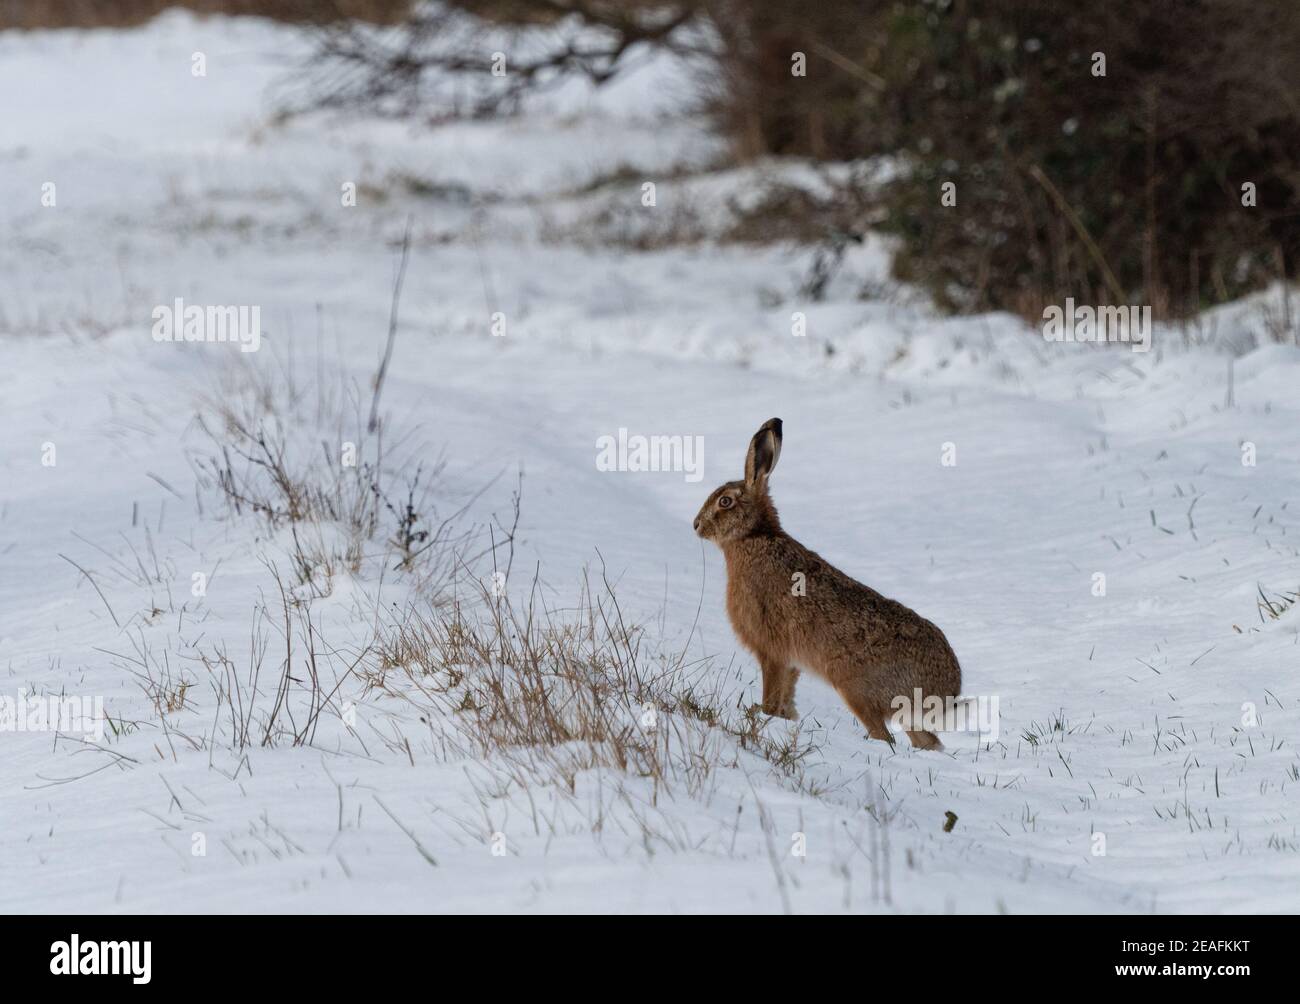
(372, 565), (824, 799)
(189, 353), (514, 595)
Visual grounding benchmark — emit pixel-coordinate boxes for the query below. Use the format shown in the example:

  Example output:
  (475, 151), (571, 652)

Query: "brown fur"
(693, 419), (961, 750)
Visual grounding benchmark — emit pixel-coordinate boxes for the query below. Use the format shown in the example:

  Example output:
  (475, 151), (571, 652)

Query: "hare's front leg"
(759, 657), (799, 719)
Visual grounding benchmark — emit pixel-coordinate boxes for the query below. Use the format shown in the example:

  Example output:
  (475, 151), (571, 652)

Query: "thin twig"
(58, 553), (120, 628)
(374, 794), (439, 867)
(1027, 164), (1126, 304)
(368, 216), (413, 433)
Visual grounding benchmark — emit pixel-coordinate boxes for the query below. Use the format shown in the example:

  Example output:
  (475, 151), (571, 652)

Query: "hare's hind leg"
(834, 683), (894, 744)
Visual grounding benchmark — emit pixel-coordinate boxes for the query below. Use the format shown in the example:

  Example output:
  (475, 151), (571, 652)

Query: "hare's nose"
(692, 517), (701, 532)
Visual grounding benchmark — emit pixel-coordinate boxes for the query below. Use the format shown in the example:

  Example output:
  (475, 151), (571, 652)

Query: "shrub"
(705, 0), (1300, 318)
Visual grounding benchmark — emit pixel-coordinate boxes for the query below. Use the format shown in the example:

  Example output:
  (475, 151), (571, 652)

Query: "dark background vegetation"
(703, 0), (1300, 320)
(12, 0), (1300, 322)
(0, 0), (410, 27)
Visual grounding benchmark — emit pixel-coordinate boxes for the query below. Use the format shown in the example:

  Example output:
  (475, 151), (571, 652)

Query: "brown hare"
(693, 418), (962, 750)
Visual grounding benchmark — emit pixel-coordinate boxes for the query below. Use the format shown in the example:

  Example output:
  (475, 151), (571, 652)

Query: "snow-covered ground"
(2, 11), (1298, 914)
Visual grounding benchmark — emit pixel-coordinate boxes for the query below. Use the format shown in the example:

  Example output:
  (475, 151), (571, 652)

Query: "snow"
(1, 10), (1298, 914)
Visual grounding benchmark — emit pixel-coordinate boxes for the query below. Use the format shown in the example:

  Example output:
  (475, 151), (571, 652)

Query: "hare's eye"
(718, 495), (733, 509)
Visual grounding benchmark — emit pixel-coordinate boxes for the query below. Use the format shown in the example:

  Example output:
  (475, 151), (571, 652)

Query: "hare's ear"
(744, 418), (783, 487)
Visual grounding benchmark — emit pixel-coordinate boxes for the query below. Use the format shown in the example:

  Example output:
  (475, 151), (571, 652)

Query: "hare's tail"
(949, 694), (999, 743)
